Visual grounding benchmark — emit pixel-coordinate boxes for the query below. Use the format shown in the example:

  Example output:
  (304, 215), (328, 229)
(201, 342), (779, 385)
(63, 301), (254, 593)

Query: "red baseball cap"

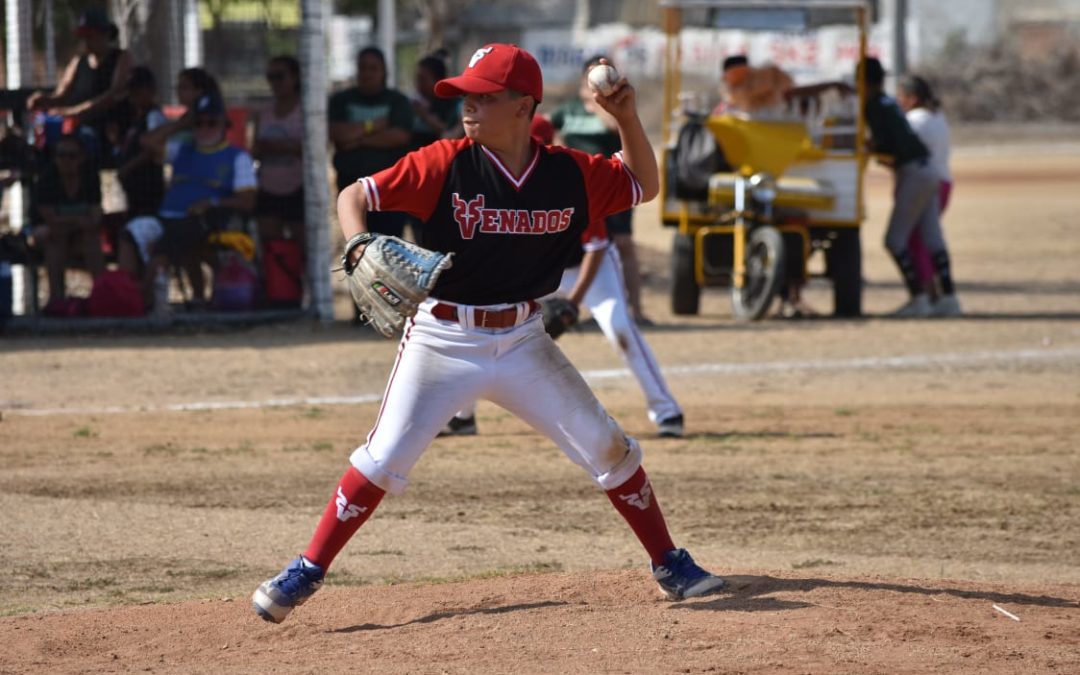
(435, 44), (543, 103)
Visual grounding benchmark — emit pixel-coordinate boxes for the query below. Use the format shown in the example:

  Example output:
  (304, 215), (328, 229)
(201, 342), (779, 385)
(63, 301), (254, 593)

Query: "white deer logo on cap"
(469, 47), (494, 69)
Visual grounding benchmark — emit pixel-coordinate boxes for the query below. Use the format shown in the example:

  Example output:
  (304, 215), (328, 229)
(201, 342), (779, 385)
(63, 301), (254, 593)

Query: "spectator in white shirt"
(898, 75), (953, 301)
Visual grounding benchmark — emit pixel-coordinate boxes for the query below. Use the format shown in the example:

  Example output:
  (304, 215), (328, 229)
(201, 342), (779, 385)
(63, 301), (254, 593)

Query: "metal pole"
(182, 0), (203, 68)
(44, 0), (57, 84)
(378, 0), (396, 87)
(5, 0), (34, 315)
(4, 0), (32, 88)
(893, 0), (908, 76)
(300, 0), (334, 322)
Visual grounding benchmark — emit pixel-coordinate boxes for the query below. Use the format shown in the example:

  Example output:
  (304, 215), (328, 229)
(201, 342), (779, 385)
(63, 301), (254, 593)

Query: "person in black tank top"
(26, 9), (133, 163)
(252, 44), (726, 626)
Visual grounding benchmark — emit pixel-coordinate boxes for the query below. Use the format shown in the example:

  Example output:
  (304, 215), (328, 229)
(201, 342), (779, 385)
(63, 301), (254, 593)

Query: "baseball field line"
(7, 345), (1080, 417)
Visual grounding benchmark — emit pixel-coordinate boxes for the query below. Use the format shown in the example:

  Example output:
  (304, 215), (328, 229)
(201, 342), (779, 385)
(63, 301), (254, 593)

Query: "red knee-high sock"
(302, 466), (385, 569)
(605, 466), (676, 567)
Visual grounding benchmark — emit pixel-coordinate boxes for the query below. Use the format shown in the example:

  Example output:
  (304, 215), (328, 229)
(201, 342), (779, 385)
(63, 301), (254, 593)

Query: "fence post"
(300, 0), (334, 322)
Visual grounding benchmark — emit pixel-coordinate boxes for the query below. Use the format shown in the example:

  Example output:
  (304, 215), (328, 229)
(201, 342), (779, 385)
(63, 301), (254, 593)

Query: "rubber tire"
(827, 228), (862, 317)
(731, 226), (785, 321)
(671, 232), (700, 315)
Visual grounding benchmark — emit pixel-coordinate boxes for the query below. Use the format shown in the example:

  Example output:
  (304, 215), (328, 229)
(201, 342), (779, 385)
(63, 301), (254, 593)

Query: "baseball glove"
(540, 297), (579, 340)
(341, 233), (453, 338)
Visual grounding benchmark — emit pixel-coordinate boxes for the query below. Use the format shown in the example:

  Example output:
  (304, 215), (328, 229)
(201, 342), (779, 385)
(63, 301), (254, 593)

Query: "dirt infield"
(1, 151), (1079, 673)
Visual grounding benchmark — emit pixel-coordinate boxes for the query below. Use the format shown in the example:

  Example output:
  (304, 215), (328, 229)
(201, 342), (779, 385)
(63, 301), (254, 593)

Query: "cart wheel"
(671, 232), (700, 315)
(827, 228), (862, 317)
(731, 226), (785, 321)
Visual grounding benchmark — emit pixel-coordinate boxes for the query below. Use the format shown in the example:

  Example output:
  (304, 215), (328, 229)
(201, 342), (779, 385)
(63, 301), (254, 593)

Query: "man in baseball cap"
(434, 43), (544, 103)
(193, 91), (227, 120)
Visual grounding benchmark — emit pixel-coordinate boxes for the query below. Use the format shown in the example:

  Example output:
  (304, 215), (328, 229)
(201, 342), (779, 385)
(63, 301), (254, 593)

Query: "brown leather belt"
(430, 301), (540, 329)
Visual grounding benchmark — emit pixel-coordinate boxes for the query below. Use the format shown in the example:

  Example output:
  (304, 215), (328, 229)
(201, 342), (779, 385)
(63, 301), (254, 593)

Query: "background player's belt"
(430, 301), (540, 329)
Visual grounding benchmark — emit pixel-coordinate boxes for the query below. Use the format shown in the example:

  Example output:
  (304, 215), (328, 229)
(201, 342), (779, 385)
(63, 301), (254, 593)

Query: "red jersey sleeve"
(562, 147), (643, 223)
(581, 218), (609, 253)
(357, 139), (465, 221)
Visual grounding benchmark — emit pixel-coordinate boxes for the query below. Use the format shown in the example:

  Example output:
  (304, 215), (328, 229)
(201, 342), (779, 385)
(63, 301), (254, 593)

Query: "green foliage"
(73, 426), (99, 439)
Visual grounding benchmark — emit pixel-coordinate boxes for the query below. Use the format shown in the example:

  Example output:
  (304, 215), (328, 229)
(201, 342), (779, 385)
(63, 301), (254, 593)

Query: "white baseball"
(587, 64), (620, 96)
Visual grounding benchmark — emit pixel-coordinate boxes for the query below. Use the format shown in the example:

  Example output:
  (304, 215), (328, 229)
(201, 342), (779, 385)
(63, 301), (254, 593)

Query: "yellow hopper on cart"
(660, 0), (873, 319)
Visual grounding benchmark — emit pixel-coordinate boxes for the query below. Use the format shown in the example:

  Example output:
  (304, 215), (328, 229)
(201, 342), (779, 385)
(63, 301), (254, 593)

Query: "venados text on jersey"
(452, 193), (574, 239)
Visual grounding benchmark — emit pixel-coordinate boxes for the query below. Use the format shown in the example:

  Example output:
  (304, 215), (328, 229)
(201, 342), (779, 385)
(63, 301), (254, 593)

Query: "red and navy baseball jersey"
(359, 138), (642, 305)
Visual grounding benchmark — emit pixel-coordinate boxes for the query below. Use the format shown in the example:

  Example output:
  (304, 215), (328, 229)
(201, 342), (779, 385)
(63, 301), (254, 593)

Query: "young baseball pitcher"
(252, 44), (724, 624)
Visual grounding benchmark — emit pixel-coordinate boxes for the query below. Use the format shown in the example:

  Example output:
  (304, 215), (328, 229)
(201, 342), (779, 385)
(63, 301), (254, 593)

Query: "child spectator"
(898, 75), (953, 302)
(34, 134), (103, 314)
(115, 66), (167, 218)
(121, 92), (256, 310)
(253, 56), (304, 244)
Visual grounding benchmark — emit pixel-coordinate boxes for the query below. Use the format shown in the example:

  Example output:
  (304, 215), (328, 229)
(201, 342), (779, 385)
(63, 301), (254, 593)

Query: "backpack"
(88, 270), (145, 317)
(673, 114), (730, 201)
(212, 251), (258, 311)
(262, 238), (303, 308)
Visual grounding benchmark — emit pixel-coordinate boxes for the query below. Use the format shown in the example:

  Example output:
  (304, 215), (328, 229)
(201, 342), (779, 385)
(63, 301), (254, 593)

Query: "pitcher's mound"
(3, 569), (1077, 674)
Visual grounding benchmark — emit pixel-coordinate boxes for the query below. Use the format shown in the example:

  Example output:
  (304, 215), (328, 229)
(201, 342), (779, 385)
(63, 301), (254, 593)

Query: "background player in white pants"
(251, 45), (724, 625)
(443, 240), (684, 438)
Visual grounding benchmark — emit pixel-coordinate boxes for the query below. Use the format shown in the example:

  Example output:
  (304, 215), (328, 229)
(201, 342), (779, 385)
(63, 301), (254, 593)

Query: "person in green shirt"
(328, 46), (414, 238)
(550, 56), (650, 323)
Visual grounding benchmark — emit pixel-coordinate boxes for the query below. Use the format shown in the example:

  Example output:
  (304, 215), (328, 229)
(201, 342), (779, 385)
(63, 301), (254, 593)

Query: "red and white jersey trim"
(358, 176), (382, 211)
(612, 151), (643, 207)
(480, 144), (540, 191)
(583, 237), (609, 253)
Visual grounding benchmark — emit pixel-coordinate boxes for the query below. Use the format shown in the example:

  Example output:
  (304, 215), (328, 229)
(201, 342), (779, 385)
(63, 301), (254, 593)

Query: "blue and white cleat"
(651, 548), (725, 601)
(252, 555), (325, 623)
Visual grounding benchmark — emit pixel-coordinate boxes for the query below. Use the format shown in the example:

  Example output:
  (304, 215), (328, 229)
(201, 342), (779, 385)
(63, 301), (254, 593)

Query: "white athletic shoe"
(892, 294), (932, 318)
(932, 294), (962, 317)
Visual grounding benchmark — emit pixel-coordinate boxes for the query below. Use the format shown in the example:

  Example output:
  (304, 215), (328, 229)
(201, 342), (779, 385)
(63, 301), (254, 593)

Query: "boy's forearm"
(616, 114), (659, 202)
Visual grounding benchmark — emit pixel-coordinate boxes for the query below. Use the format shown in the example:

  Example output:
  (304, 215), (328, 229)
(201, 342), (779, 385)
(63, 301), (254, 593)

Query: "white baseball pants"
(350, 301), (643, 495)
(558, 245), (682, 425)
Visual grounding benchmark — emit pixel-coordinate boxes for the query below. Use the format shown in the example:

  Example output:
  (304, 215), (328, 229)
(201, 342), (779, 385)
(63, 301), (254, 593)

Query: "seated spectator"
(714, 55), (794, 117)
(26, 8), (133, 164)
(140, 67), (222, 160)
(120, 92), (256, 310)
(713, 55), (852, 120)
(33, 134), (104, 314)
(253, 55), (304, 244)
(114, 66), (167, 218)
